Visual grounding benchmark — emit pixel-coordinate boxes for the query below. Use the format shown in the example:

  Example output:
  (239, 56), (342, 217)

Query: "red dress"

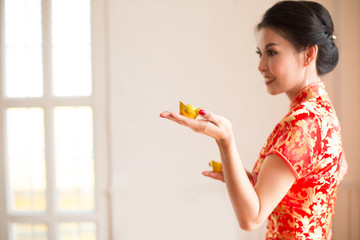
(251, 82), (348, 239)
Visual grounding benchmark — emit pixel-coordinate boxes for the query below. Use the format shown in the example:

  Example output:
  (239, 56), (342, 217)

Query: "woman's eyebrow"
(265, 43), (279, 49)
(256, 43), (279, 51)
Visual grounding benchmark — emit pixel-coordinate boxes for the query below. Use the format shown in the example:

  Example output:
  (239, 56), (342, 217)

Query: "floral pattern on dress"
(251, 82), (348, 240)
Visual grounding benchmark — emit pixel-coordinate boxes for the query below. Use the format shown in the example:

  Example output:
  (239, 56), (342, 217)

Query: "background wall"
(106, 0), (360, 239)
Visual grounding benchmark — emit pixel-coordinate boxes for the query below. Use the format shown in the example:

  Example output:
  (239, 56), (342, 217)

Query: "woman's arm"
(216, 136), (295, 230)
(160, 109), (295, 230)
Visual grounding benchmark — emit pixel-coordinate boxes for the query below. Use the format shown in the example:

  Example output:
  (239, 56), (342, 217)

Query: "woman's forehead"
(256, 28), (292, 50)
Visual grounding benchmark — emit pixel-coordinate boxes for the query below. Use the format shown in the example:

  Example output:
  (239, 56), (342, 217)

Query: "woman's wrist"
(216, 132), (235, 148)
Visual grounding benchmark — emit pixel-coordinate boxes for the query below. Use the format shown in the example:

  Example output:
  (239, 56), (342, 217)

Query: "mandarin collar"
(289, 81), (327, 110)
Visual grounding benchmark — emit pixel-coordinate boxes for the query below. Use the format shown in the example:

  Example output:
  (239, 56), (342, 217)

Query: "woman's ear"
(305, 45), (318, 66)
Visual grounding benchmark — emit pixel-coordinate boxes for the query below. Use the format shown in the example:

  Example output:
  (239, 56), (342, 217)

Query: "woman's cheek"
(274, 59), (290, 77)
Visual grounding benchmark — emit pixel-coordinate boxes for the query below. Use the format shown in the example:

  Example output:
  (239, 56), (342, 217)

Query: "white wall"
(106, 0), (360, 239)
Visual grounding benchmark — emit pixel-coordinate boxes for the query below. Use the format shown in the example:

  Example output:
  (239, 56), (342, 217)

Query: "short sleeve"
(265, 108), (322, 179)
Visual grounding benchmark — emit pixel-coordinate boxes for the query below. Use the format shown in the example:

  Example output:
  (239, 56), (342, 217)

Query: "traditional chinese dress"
(251, 82), (348, 239)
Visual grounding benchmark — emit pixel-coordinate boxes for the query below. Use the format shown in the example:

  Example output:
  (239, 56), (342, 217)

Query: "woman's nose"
(258, 57), (267, 73)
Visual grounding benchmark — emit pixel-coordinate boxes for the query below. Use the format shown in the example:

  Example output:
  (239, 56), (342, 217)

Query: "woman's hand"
(202, 171), (225, 182)
(159, 109), (233, 144)
(202, 162), (225, 182)
(160, 109), (230, 183)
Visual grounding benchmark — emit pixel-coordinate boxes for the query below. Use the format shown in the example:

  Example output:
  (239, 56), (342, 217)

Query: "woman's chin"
(266, 87), (281, 96)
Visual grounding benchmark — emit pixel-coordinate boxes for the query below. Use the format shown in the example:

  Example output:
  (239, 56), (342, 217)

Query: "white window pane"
(58, 222), (96, 240)
(5, 48), (43, 98)
(52, 46), (92, 96)
(4, 0), (43, 98)
(12, 223), (47, 240)
(54, 107), (94, 212)
(52, 0), (92, 97)
(6, 108), (46, 213)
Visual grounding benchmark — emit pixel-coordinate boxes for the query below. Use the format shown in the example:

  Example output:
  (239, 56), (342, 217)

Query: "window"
(0, 0), (109, 239)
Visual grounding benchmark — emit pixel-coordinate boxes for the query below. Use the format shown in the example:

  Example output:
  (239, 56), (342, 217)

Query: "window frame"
(0, 0), (110, 239)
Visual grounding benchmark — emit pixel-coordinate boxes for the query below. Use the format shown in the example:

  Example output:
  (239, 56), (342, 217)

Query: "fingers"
(202, 171), (225, 182)
(160, 111), (190, 125)
(159, 111), (171, 118)
(198, 109), (220, 126)
(160, 109), (230, 140)
(160, 111), (212, 133)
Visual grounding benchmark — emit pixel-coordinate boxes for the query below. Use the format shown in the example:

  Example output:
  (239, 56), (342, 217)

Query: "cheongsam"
(251, 82), (348, 239)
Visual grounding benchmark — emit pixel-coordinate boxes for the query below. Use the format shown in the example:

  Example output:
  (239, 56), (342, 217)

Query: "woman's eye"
(256, 50), (262, 57)
(255, 49), (276, 58)
(267, 50), (276, 56)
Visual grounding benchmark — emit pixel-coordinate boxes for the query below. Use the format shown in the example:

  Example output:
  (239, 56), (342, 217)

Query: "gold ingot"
(179, 101), (201, 119)
(210, 161), (222, 173)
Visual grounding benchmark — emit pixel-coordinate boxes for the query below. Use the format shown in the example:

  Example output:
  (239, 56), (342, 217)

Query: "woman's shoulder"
(282, 95), (335, 126)
(279, 102), (319, 128)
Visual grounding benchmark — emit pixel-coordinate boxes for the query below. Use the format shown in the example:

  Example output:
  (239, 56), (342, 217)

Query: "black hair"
(257, 1), (339, 76)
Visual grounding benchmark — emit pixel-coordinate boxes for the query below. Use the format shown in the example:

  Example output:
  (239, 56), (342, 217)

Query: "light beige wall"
(106, 0), (360, 239)
(328, 0), (360, 239)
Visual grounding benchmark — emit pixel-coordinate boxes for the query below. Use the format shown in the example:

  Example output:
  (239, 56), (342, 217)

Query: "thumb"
(199, 109), (219, 125)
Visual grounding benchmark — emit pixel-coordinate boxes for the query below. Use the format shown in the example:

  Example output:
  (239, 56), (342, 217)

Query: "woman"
(160, 1), (348, 239)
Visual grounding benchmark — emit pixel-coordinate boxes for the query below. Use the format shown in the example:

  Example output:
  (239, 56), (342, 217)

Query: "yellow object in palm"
(210, 161), (222, 173)
(179, 101), (201, 119)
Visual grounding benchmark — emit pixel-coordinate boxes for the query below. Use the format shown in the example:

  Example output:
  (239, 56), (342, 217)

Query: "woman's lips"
(265, 78), (276, 85)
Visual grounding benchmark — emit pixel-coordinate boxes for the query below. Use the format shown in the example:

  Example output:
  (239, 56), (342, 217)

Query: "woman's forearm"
(217, 137), (261, 230)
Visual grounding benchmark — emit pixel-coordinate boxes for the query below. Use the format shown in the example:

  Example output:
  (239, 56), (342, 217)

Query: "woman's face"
(256, 27), (307, 100)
